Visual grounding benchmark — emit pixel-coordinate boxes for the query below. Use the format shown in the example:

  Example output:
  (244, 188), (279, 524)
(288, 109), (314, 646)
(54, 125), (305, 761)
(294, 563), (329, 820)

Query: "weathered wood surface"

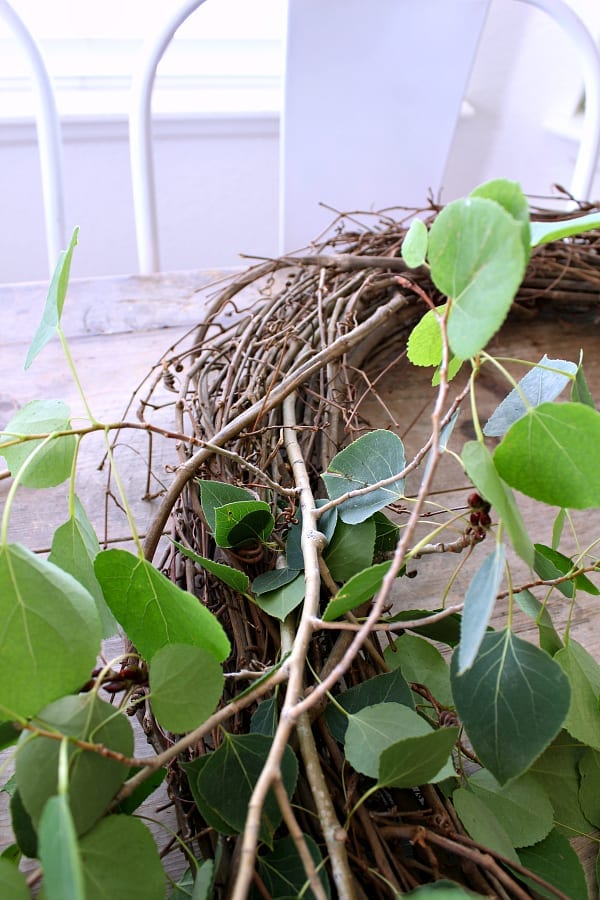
(1, 270), (599, 892)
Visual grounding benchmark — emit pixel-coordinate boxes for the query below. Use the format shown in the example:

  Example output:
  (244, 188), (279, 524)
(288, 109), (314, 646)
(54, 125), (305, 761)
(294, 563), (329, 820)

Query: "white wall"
(1, 0), (599, 284)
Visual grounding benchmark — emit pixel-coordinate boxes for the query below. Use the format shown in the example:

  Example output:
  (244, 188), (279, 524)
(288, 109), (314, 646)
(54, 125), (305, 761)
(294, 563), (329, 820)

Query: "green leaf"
(150, 643), (223, 733)
(284, 501), (337, 569)
(325, 670), (414, 744)
(452, 788), (519, 862)
(467, 768), (554, 848)
(253, 572), (305, 621)
(432, 354), (463, 386)
(384, 632), (452, 706)
(183, 757), (234, 837)
(38, 794), (85, 900)
(401, 218), (428, 268)
(555, 640), (600, 749)
(579, 748), (600, 827)
(407, 306), (446, 367)
(16, 694), (133, 835)
(571, 359), (595, 408)
(462, 440), (534, 566)
(387, 609), (463, 647)
(450, 629), (571, 784)
(322, 430), (405, 524)
(530, 210), (600, 246)
(0, 858), (29, 899)
(513, 590), (563, 656)
(199, 481), (257, 532)
(94, 549), (230, 663)
(457, 544), (505, 674)
(483, 355), (576, 437)
(258, 834), (331, 899)
(0, 543), (101, 719)
(377, 727), (459, 789)
(322, 560), (399, 621)
(373, 511), (400, 558)
(405, 883), (478, 898)
(0, 399), (76, 488)
(10, 790), (38, 858)
(428, 197), (526, 359)
(214, 501), (274, 549)
(78, 814), (165, 900)
(344, 702), (432, 778)
(423, 410), (459, 480)
(494, 401), (600, 509)
(172, 541), (250, 594)
(187, 733), (298, 847)
(322, 518), (376, 582)
(551, 507), (566, 549)
(191, 859), (214, 900)
(0, 721), (20, 751)
(517, 829), (588, 900)
(529, 731), (592, 836)
(25, 227), (79, 369)
(113, 766), (166, 816)
(534, 543), (599, 598)
(252, 567), (300, 595)
(470, 178), (530, 260)
(49, 496), (118, 638)
(250, 697), (278, 736)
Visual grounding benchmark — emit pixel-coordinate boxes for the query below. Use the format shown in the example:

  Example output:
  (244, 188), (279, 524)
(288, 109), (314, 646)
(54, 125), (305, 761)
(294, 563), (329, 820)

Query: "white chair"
(129, 0), (600, 274)
(0, 0), (67, 275)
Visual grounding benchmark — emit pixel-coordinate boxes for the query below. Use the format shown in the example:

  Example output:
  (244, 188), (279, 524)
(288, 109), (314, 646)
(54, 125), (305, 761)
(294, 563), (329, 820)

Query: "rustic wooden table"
(1, 269), (599, 893)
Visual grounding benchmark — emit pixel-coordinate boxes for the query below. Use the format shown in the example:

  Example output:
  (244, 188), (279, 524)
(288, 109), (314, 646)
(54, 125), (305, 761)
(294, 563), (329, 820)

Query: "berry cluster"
(466, 491), (492, 542)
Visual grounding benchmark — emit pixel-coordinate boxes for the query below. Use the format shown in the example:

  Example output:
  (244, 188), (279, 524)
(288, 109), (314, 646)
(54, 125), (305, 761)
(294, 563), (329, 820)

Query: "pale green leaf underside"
(323, 429), (405, 524)
(0, 543), (101, 719)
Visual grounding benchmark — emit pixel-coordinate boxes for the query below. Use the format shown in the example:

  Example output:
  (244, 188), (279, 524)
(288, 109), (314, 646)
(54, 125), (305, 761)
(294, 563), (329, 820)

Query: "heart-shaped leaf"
(428, 196), (526, 359)
(494, 402), (600, 509)
(467, 768), (553, 848)
(325, 670), (414, 744)
(186, 733), (298, 847)
(451, 629), (570, 784)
